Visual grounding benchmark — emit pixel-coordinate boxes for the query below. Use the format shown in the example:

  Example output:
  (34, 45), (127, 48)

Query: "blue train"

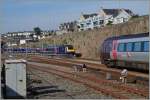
(44, 45), (75, 55)
(6, 45), (76, 56)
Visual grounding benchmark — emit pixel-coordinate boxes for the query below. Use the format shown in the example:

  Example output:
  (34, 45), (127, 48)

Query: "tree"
(33, 27), (42, 36)
(29, 34), (34, 40)
(131, 14), (139, 19)
(106, 21), (113, 25)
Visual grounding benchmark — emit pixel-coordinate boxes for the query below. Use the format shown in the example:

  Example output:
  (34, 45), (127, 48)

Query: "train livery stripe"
(112, 40), (117, 59)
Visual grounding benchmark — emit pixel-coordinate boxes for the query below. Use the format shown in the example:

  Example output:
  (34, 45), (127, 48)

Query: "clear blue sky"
(0, 0), (149, 33)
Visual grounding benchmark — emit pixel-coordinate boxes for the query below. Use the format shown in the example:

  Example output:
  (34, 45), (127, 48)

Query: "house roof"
(103, 9), (119, 17)
(82, 13), (98, 19)
(124, 9), (134, 16)
(102, 9), (134, 17)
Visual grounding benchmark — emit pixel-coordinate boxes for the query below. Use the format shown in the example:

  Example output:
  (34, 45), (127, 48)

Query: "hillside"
(29, 15), (149, 59)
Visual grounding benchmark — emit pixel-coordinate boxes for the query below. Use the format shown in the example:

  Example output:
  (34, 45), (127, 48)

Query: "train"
(44, 45), (75, 55)
(100, 32), (149, 72)
(5, 44), (80, 57)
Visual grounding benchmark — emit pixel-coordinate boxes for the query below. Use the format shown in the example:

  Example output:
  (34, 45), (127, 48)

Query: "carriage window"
(133, 42), (141, 52)
(118, 43), (125, 52)
(126, 42), (133, 52)
(143, 41), (149, 52)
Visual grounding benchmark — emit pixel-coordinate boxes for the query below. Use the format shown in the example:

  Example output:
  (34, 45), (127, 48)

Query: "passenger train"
(6, 45), (76, 56)
(100, 32), (149, 72)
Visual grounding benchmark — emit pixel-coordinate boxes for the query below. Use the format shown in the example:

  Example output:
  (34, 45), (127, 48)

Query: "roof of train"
(104, 32), (149, 41)
(47, 44), (73, 47)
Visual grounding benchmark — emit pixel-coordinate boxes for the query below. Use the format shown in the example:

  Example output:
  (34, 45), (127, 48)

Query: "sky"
(0, 0), (149, 33)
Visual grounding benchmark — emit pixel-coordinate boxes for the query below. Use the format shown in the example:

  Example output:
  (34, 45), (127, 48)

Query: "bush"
(131, 14), (139, 19)
(62, 39), (68, 44)
(106, 21), (113, 25)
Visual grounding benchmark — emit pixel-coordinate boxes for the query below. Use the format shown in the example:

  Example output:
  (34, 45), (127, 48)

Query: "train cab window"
(143, 41), (149, 52)
(126, 43), (133, 52)
(67, 45), (73, 49)
(133, 42), (141, 52)
(118, 43), (125, 52)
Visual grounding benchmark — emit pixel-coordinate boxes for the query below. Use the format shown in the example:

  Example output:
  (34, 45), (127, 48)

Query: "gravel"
(27, 68), (112, 99)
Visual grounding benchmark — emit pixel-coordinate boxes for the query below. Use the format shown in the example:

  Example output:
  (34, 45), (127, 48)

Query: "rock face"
(33, 16), (149, 59)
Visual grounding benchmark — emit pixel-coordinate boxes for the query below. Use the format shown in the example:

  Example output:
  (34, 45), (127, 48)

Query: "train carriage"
(45, 45), (75, 55)
(5, 44), (78, 57)
(100, 32), (149, 72)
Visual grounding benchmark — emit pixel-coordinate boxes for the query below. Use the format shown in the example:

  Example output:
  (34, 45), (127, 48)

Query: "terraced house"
(77, 8), (135, 31)
(58, 21), (78, 34)
(2, 31), (50, 46)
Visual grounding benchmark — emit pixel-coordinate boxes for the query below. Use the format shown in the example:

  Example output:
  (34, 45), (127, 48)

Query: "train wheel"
(106, 60), (116, 68)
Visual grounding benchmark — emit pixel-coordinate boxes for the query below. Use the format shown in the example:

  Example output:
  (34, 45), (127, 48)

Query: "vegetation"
(131, 14), (139, 19)
(106, 21), (113, 25)
(62, 39), (68, 44)
(33, 27), (42, 37)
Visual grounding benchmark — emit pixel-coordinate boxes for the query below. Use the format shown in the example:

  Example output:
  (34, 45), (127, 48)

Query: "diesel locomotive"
(43, 45), (75, 55)
(100, 32), (149, 71)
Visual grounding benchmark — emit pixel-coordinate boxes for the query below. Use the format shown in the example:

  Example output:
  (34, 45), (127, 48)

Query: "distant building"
(59, 21), (78, 34)
(99, 8), (135, 25)
(1, 31), (33, 46)
(2, 31), (51, 46)
(77, 8), (135, 31)
(77, 13), (104, 31)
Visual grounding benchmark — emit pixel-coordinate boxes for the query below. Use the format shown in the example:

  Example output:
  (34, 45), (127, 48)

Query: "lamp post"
(25, 38), (27, 59)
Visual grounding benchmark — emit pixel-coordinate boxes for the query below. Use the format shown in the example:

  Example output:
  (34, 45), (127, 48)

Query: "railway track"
(27, 63), (148, 99)
(28, 55), (149, 80)
(2, 54), (149, 98)
(27, 68), (74, 99)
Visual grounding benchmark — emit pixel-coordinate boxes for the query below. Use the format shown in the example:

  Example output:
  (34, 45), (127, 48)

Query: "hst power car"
(44, 45), (75, 55)
(100, 32), (149, 71)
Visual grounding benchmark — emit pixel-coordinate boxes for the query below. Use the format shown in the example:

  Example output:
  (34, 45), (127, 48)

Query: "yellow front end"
(66, 47), (75, 54)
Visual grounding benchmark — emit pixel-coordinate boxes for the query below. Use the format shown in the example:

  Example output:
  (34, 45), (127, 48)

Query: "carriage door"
(112, 40), (117, 60)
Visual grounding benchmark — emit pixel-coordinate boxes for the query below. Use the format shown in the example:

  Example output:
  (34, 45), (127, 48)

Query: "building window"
(133, 42), (141, 52)
(123, 18), (126, 22)
(81, 24), (84, 28)
(99, 20), (104, 24)
(93, 21), (98, 25)
(126, 42), (133, 52)
(86, 23), (91, 25)
(143, 41), (149, 52)
(118, 43), (125, 52)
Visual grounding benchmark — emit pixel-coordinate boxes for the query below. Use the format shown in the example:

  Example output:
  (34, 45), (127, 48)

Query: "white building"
(20, 40), (26, 45)
(58, 21), (78, 34)
(99, 8), (134, 25)
(77, 8), (135, 31)
(2, 30), (52, 46)
(112, 9), (134, 24)
(77, 13), (105, 31)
